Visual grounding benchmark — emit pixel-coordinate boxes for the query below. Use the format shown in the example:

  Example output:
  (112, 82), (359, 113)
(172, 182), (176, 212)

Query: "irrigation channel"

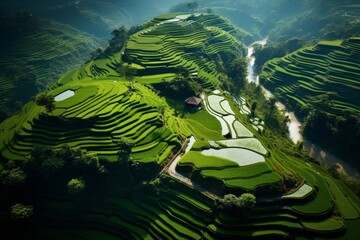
(247, 38), (359, 176)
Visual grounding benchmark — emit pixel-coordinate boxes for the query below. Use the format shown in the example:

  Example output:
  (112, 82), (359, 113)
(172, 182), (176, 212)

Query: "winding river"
(246, 39), (359, 176)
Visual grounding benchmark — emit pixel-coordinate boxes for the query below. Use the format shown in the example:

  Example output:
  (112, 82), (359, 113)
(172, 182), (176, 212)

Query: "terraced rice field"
(260, 37), (360, 115)
(0, 13), (359, 240)
(177, 89), (360, 238)
(282, 183), (314, 199)
(0, 81), (182, 164)
(178, 90), (281, 193)
(124, 13), (247, 88)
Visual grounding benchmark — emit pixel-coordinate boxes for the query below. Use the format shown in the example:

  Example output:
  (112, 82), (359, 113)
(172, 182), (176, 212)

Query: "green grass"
(185, 119), (224, 140)
(55, 84), (99, 109)
(325, 177), (360, 219)
(291, 176), (334, 216)
(301, 218), (345, 233)
(186, 110), (221, 133)
(201, 162), (272, 179)
(224, 171), (282, 191)
(179, 151), (238, 169)
(123, 14), (247, 88)
(282, 184), (314, 199)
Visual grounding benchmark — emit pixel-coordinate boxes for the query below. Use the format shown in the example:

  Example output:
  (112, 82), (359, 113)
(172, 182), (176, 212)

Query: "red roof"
(185, 96), (202, 105)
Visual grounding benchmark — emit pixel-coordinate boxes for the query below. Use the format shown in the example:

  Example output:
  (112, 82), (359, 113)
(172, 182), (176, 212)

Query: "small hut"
(184, 96), (202, 110)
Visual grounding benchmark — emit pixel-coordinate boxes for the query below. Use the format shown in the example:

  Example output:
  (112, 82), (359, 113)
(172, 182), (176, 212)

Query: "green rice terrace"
(259, 37), (360, 168)
(260, 38), (360, 116)
(1, 13), (360, 240)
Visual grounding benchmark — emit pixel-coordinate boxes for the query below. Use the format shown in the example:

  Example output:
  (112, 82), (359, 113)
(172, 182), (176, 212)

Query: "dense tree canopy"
(217, 193), (256, 211)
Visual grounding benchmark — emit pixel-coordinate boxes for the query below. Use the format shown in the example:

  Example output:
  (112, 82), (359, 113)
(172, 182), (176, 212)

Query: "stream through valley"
(246, 39), (359, 176)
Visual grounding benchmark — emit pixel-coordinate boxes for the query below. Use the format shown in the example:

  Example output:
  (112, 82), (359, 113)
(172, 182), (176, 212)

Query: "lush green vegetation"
(260, 38), (360, 169)
(0, 80), (181, 164)
(0, 14), (101, 122)
(124, 13), (248, 89)
(0, 10), (359, 240)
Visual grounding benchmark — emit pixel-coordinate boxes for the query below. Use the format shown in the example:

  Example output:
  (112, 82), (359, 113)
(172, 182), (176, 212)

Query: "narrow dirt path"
(163, 136), (221, 199)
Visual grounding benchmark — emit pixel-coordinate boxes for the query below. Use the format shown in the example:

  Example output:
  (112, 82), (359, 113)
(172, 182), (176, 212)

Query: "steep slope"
(260, 38), (360, 168)
(0, 81), (182, 164)
(0, 13), (359, 240)
(0, 13), (247, 165)
(124, 13), (248, 88)
(268, 0), (360, 42)
(0, 15), (101, 122)
(56, 13), (248, 88)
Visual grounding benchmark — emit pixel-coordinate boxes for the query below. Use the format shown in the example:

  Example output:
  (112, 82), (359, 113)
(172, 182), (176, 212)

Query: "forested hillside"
(0, 13), (101, 122)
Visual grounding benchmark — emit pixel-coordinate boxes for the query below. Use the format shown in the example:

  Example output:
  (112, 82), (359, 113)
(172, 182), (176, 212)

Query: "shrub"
(217, 194), (241, 210)
(35, 93), (55, 113)
(11, 204), (34, 221)
(217, 193), (256, 217)
(1, 168), (26, 188)
(239, 193), (256, 209)
(67, 178), (86, 195)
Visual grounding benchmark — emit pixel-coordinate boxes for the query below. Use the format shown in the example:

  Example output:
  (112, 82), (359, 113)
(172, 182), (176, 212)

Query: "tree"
(10, 204), (34, 221)
(67, 178), (86, 195)
(39, 157), (65, 178)
(119, 65), (138, 82)
(108, 26), (127, 53)
(24, 146), (54, 178)
(1, 168), (26, 188)
(35, 93), (56, 113)
(90, 48), (103, 60)
(142, 178), (162, 195)
(239, 193), (256, 209)
(117, 137), (133, 162)
(239, 193), (256, 217)
(217, 193), (256, 217)
(227, 57), (247, 92)
(217, 194), (241, 210)
(175, 66), (190, 80)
